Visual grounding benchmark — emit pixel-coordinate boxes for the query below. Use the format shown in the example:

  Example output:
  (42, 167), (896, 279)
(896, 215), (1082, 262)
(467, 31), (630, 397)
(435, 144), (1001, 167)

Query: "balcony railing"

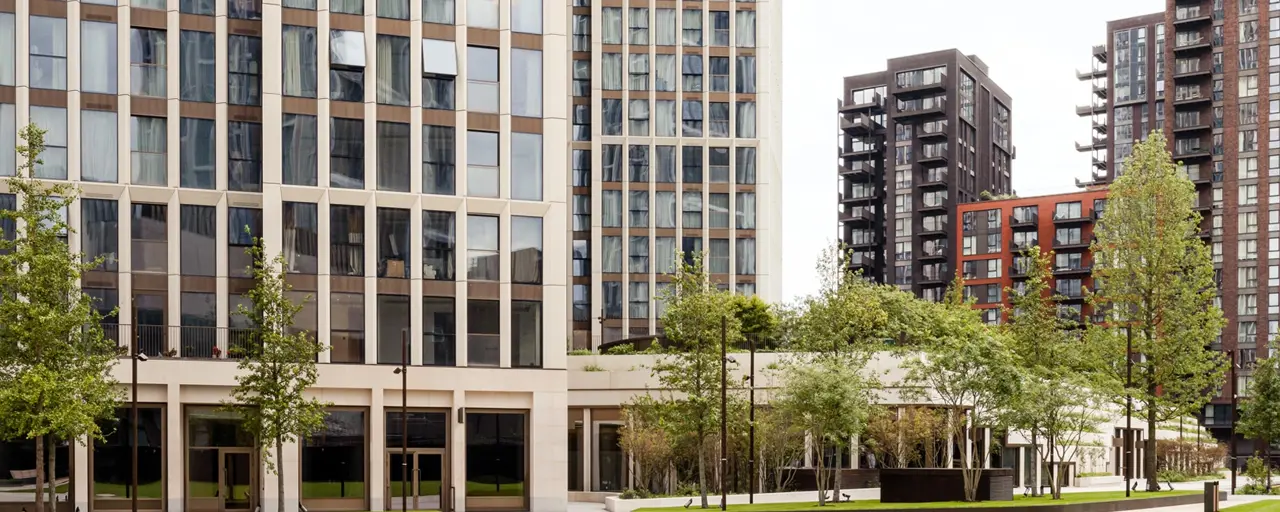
(1174, 34), (1205, 48)
(106, 324), (261, 359)
(1174, 5), (1204, 21)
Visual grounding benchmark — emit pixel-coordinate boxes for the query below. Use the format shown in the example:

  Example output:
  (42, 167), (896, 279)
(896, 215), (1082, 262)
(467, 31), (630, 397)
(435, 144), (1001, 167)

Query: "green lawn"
(91, 480), (164, 498)
(632, 491), (1198, 511)
(1224, 501), (1280, 511)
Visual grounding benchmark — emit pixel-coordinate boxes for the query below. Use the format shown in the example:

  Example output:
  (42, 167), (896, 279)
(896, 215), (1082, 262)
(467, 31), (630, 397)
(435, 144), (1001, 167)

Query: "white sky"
(779, 0), (1161, 301)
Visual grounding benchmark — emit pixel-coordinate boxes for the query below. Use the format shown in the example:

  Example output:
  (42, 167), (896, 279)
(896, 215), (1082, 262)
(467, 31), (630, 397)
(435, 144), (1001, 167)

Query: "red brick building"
(954, 188), (1109, 325)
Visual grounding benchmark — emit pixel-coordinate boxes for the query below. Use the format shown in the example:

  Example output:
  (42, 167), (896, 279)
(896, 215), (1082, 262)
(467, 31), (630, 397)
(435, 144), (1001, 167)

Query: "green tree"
(0, 125), (122, 512)
(731, 294), (779, 349)
(773, 358), (874, 506)
(222, 240), (331, 512)
(1004, 246), (1106, 499)
(1238, 357), (1280, 490)
(651, 253), (742, 508)
(902, 277), (1022, 502)
(1088, 132), (1227, 492)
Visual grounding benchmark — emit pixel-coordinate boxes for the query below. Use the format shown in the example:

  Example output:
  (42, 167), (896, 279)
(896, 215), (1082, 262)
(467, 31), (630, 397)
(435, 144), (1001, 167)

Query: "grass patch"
(632, 490), (1199, 511)
(1224, 502), (1280, 511)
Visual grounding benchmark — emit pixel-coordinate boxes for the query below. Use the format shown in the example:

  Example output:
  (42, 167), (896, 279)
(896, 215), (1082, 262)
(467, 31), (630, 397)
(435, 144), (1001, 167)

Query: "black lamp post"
(719, 316), (728, 511)
(747, 334), (756, 505)
(131, 299), (149, 512)
(392, 330), (408, 512)
(1124, 325), (1132, 498)
(1230, 349), (1238, 495)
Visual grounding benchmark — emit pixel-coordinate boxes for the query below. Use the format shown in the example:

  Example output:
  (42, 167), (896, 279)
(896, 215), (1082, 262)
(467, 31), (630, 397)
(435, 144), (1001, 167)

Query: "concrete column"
(982, 428), (991, 469)
(166, 384), (184, 512)
(581, 408), (592, 491)
(73, 436), (90, 512)
(451, 390), (467, 512)
(369, 389), (385, 512)
(850, 435), (859, 470)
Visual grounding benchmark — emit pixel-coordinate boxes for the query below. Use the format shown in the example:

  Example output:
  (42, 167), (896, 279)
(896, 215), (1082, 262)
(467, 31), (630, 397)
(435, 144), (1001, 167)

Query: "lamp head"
(135, 353), (149, 362)
(393, 367), (404, 375)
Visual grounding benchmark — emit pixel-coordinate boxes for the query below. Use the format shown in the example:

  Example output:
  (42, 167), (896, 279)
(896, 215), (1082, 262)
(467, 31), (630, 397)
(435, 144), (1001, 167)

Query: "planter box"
(1076, 475), (1124, 487)
(790, 468), (880, 491)
(880, 468), (1014, 503)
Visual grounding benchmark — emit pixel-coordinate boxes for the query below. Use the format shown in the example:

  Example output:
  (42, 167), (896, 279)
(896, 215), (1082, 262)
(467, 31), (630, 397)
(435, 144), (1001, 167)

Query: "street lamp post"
(1230, 349), (1238, 494)
(719, 316), (728, 511)
(393, 331), (408, 512)
(748, 334), (756, 505)
(130, 299), (149, 512)
(1124, 325), (1132, 498)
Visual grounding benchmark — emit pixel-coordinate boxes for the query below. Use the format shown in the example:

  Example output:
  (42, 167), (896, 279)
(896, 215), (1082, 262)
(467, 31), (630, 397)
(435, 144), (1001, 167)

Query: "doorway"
(386, 451), (446, 512)
(188, 448), (256, 512)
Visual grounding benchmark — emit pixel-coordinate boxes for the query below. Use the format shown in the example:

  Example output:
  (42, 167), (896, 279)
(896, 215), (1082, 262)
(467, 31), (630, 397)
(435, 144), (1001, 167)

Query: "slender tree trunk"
(1030, 429), (1040, 497)
(34, 434), (45, 512)
(698, 422), (708, 509)
(276, 437), (285, 512)
(815, 437), (826, 506)
(833, 445), (842, 503)
(1145, 391), (1159, 492)
(47, 437), (57, 512)
(1267, 440), (1273, 491)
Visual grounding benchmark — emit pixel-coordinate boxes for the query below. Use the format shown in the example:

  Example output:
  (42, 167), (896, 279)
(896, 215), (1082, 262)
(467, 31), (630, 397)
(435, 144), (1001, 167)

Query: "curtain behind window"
(736, 238), (756, 274)
(655, 237), (675, 273)
(601, 191), (622, 227)
(282, 25), (317, 97)
(735, 10), (756, 47)
(601, 236), (622, 273)
(736, 192), (756, 229)
(131, 116), (166, 185)
(655, 9), (676, 45)
(737, 101), (756, 138)
(81, 111), (117, 182)
(602, 53), (623, 90)
(655, 191), (676, 228)
(377, 35), (409, 105)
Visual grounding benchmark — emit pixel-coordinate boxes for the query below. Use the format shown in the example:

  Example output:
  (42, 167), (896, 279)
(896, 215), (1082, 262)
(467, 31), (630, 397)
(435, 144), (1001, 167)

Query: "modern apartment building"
(838, 50), (1014, 301)
(567, 0), (783, 350)
(1080, 0), (1276, 460)
(0, 1), (582, 511)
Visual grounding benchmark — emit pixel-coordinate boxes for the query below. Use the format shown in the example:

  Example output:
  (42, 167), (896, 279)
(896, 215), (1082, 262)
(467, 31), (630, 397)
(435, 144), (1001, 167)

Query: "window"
(572, 14), (590, 51)
(31, 17), (67, 90)
(424, 0), (453, 23)
(630, 236), (649, 272)
(375, 122), (411, 192)
(179, 30), (215, 101)
(708, 56), (730, 92)
(629, 283), (650, 319)
(330, 117), (364, 188)
(603, 99), (623, 135)
(736, 147), (756, 184)
(133, 204), (168, 273)
(736, 56), (756, 93)
(0, 15), (12, 86)
(736, 101), (756, 138)
(682, 100), (703, 136)
(1241, 129), (1259, 151)
(376, 208), (410, 279)
(602, 236), (622, 272)
(467, 131), (499, 197)
(228, 208), (262, 278)
(572, 105), (590, 141)
(283, 202), (318, 274)
(300, 410), (367, 502)
(1241, 212), (1259, 234)
(423, 211), (455, 281)
(656, 8), (677, 45)
(709, 102), (730, 137)
(895, 193), (912, 213)
(1240, 75), (1259, 98)
(572, 240), (590, 277)
(656, 191), (676, 228)
(468, 0), (498, 28)
(683, 192), (703, 228)
(683, 146), (703, 182)
(330, 293), (364, 362)
(735, 10), (756, 47)
(1240, 266), (1259, 288)
(329, 0), (360, 13)
(707, 147), (730, 183)
(1241, 239), (1259, 260)
(506, 132), (543, 201)
(709, 193), (730, 228)
(1241, 47), (1259, 69)
(655, 100), (677, 136)
(374, 35), (409, 106)
(512, 0), (542, 34)
(82, 22), (117, 94)
(227, 121), (262, 191)
(511, 301), (542, 367)
(177, 203), (212, 276)
(630, 8), (649, 44)
(683, 55), (703, 92)
(227, 35), (262, 105)
(423, 125), (455, 195)
(602, 190), (622, 228)
(603, 145), (623, 181)
(656, 237), (676, 273)
(512, 216), (542, 284)
(629, 146), (649, 182)
(737, 238), (755, 275)
(178, 117), (214, 188)
(656, 146), (677, 183)
(82, 199), (118, 271)
(683, 9), (702, 46)
(1242, 184), (1259, 205)
(82, 111), (117, 183)
(283, 114), (318, 186)
(330, 205), (364, 276)
(1054, 202), (1082, 220)
(464, 413), (526, 505)
(1241, 102), (1259, 125)
(512, 48), (542, 117)
(573, 59), (590, 96)
(709, 239), (730, 273)
(228, 0), (262, 18)
(467, 46), (498, 113)
(467, 215), (499, 281)
(571, 149), (591, 187)
(572, 284), (590, 322)
(282, 26), (316, 97)
(1240, 294), (1259, 315)
(602, 7), (623, 44)
(629, 99), (649, 136)
(736, 192), (756, 229)
(629, 54), (649, 91)
(330, 30), (366, 102)
(655, 54), (677, 92)
(422, 39), (457, 110)
(128, 116), (166, 187)
(1241, 157), (1259, 178)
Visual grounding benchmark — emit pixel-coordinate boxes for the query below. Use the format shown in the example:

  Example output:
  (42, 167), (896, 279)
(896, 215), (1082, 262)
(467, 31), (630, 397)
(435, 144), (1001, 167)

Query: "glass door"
(416, 453), (444, 512)
(387, 452), (417, 511)
(222, 451), (253, 511)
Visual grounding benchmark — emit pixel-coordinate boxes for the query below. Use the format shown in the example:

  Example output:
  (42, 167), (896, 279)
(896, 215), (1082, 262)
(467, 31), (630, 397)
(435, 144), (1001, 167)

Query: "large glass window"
(467, 300), (500, 366)
(30, 106), (66, 179)
(130, 30), (168, 95)
(283, 202), (318, 274)
(467, 131), (499, 197)
(682, 145), (703, 182)
(630, 7), (649, 44)
(0, 14), (14, 86)
(736, 192), (756, 229)
(31, 17), (67, 90)
(655, 191), (676, 228)
(330, 205), (364, 276)
(736, 101), (756, 138)
(630, 191), (649, 227)
(468, 0), (498, 28)
(378, 0), (409, 18)
(511, 133), (542, 201)
(467, 215), (499, 281)
(465, 413), (526, 502)
(736, 238), (755, 274)
(181, 0), (214, 13)
(682, 55), (703, 92)
(424, 125), (455, 195)
(377, 295), (410, 364)
(630, 235), (649, 272)
(512, 49), (542, 117)
(423, 297), (456, 366)
(228, 208), (262, 278)
(656, 8), (677, 45)
(229, 0), (262, 18)
(709, 193), (729, 228)
(511, 0), (541, 32)
(630, 282), (649, 319)
(283, 114), (318, 186)
(82, 199), (119, 271)
(601, 236), (621, 272)
(82, 110), (118, 183)
(377, 122), (411, 192)
(93, 407), (163, 504)
(512, 301), (541, 367)
(423, 39), (457, 110)
(133, 204), (168, 273)
(655, 54), (676, 92)
(424, 0), (453, 22)
(377, 35), (410, 105)
(180, 30), (215, 102)
(735, 147), (756, 184)
(228, 122), (262, 191)
(330, 30), (366, 102)
(512, 216), (542, 285)
(736, 56), (755, 93)
(179, 117), (215, 189)
(735, 10), (756, 47)
(301, 410), (366, 501)
(179, 205), (214, 276)
(228, 35), (261, 105)
(377, 208), (410, 279)
(467, 46), (499, 113)
(682, 100), (703, 136)
(282, 25), (317, 98)
(130, 116), (166, 186)
(423, 211), (455, 281)
(709, 102), (729, 137)
(602, 99), (623, 135)
(331, 117), (365, 188)
(331, 293), (365, 363)
(82, 21), (118, 94)
(682, 9), (702, 46)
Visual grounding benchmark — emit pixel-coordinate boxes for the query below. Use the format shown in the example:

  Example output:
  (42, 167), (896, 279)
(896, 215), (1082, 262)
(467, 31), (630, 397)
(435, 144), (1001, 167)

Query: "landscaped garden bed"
(630, 490), (1210, 512)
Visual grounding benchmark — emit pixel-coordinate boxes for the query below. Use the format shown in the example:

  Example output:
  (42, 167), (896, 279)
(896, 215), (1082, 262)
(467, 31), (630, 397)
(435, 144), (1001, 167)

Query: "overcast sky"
(778, 0), (1162, 301)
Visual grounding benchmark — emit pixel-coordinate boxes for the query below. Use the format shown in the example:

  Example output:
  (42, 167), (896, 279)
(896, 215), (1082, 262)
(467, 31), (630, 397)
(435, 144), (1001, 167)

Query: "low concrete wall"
(604, 489), (879, 512)
(880, 468), (1014, 503)
(1076, 475), (1125, 487)
(570, 491), (618, 503)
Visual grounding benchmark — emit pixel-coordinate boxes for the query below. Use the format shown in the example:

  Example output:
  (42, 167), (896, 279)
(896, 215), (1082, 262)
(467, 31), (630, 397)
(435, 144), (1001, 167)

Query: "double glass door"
(189, 448), (255, 512)
(387, 451), (445, 511)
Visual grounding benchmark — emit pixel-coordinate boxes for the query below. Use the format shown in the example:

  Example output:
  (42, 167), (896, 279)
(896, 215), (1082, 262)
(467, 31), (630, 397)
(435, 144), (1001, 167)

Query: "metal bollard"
(1205, 481), (1220, 512)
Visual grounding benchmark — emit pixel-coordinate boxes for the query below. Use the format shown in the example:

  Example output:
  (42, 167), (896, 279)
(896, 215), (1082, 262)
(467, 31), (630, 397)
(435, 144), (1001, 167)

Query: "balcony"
(1075, 137), (1107, 152)
(1053, 210), (1090, 225)
(1173, 90), (1211, 106)
(1174, 144), (1212, 160)
(1092, 118), (1108, 134)
(847, 235), (879, 248)
(1173, 37), (1211, 54)
(919, 120), (948, 139)
(838, 93), (883, 113)
(1076, 103), (1107, 117)
(1010, 239), (1038, 253)
(920, 201), (948, 213)
(1053, 236), (1089, 250)
(1010, 213), (1039, 228)
(1054, 264), (1093, 277)
(839, 190), (879, 204)
(920, 170), (948, 188)
(895, 72), (947, 95)
(839, 161), (876, 181)
(1092, 155), (1107, 170)
(1173, 5), (1211, 26)
(1076, 67), (1107, 81)
(920, 221), (950, 236)
(1092, 44), (1107, 61)
(1057, 289), (1086, 302)
(921, 269), (949, 284)
(839, 207), (874, 224)
(894, 97), (947, 119)
(108, 324), (264, 360)
(841, 113), (880, 135)
(1173, 117), (1211, 133)
(1092, 81), (1107, 99)
(839, 143), (880, 160)
(1011, 263), (1030, 278)
(1173, 63), (1212, 80)
(920, 246), (948, 260)
(847, 252), (875, 269)
(919, 149), (949, 167)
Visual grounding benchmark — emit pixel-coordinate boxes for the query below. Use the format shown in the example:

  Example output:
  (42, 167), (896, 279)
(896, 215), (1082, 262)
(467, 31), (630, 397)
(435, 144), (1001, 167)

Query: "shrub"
(1239, 455), (1274, 495)
(582, 364), (605, 372)
(619, 488), (652, 500)
(605, 343), (636, 355)
(1077, 471), (1112, 478)
(674, 483), (699, 497)
(567, 349), (593, 356)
